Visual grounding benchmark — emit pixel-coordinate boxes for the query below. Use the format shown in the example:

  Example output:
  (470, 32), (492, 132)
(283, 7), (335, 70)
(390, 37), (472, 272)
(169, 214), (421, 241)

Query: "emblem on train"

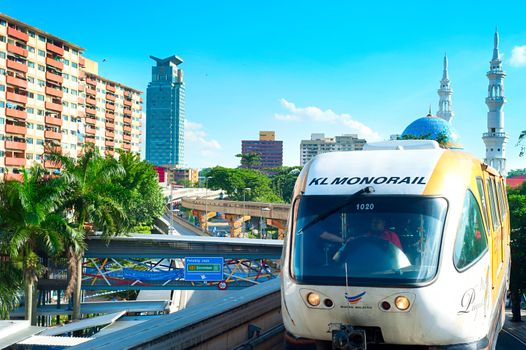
(345, 291), (366, 304)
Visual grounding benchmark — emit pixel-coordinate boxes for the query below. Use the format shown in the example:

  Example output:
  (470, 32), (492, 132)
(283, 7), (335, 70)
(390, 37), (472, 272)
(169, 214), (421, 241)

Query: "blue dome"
(402, 115), (462, 149)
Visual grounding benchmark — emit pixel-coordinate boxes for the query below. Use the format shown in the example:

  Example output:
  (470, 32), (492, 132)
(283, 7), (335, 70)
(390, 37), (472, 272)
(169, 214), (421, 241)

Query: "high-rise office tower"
(241, 131), (283, 170)
(146, 55), (185, 166)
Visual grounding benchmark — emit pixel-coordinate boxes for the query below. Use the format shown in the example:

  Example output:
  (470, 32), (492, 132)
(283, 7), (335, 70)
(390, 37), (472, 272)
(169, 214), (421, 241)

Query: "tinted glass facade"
(241, 140), (283, 170)
(146, 56), (185, 166)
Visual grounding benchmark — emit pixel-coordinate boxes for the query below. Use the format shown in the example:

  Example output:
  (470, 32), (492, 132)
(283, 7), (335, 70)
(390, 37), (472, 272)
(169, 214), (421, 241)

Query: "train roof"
(300, 141), (500, 197)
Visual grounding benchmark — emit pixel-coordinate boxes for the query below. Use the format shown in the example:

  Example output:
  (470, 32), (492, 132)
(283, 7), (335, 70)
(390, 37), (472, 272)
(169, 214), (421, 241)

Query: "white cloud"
(274, 98), (382, 141)
(509, 46), (526, 67)
(185, 120), (221, 154)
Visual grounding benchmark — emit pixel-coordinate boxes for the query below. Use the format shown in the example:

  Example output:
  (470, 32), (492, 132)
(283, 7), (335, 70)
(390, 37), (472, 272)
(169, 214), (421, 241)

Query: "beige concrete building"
(300, 133), (366, 165)
(0, 13), (143, 180)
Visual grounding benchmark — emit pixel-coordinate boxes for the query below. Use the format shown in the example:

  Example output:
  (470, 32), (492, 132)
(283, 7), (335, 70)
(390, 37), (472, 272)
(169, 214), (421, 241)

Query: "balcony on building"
(7, 43), (28, 58)
(105, 103), (115, 111)
(123, 109), (132, 117)
(123, 134), (132, 142)
(86, 77), (97, 86)
(46, 42), (64, 56)
(106, 93), (116, 102)
(79, 56), (85, 67)
(5, 107), (27, 120)
(106, 84), (116, 93)
(123, 125), (132, 133)
(6, 58), (28, 73)
(86, 96), (96, 105)
(44, 159), (60, 169)
(5, 138), (27, 151)
(86, 87), (96, 96)
(45, 85), (63, 98)
(5, 155), (26, 167)
(4, 173), (24, 182)
(46, 56), (64, 70)
(6, 75), (28, 89)
(46, 71), (63, 84)
(105, 140), (115, 147)
(5, 120), (27, 135)
(124, 90), (130, 97)
(78, 110), (86, 118)
(45, 114), (62, 127)
(85, 117), (96, 125)
(44, 129), (62, 140)
(123, 99), (132, 107)
(79, 71), (86, 80)
(77, 96), (85, 105)
(84, 136), (95, 143)
(6, 89), (28, 105)
(78, 84), (85, 92)
(123, 143), (132, 150)
(85, 127), (96, 135)
(45, 100), (63, 113)
(105, 130), (115, 138)
(105, 112), (115, 121)
(86, 107), (96, 115)
(105, 121), (115, 130)
(7, 26), (29, 42)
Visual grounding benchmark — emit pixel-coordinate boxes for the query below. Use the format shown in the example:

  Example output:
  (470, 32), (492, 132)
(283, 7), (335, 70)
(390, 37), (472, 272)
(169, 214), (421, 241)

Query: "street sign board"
(184, 257), (224, 282)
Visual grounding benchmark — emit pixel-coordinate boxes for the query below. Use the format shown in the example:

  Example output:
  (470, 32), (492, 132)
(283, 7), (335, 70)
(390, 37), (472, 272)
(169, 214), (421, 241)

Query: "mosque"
(401, 30), (509, 176)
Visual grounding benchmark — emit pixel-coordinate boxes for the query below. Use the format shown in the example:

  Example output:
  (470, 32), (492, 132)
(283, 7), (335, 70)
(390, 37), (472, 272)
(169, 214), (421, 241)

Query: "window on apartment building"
(63, 115), (68, 121)
(0, 85), (4, 92)
(63, 59), (69, 66)
(36, 140), (44, 146)
(0, 69), (4, 75)
(0, 20), (6, 26)
(71, 103), (77, 109)
(28, 31), (35, 38)
(36, 124), (44, 131)
(63, 73), (69, 79)
(62, 86), (69, 93)
(38, 35), (45, 42)
(0, 52), (5, 59)
(72, 76), (77, 82)
(38, 49), (45, 57)
(37, 94), (44, 101)
(38, 65), (45, 72)
(72, 49), (78, 55)
(0, 36), (6, 43)
(0, 117), (4, 124)
(71, 90), (77, 96)
(70, 130), (75, 135)
(26, 108), (34, 114)
(72, 62), (77, 68)
(27, 77), (34, 83)
(35, 154), (42, 160)
(0, 151), (4, 157)
(37, 80), (45, 87)
(26, 138), (33, 144)
(26, 122), (34, 129)
(0, 102), (4, 108)
(37, 109), (44, 116)
(63, 46), (69, 52)
(26, 153), (33, 160)
(62, 101), (69, 107)
(27, 92), (34, 99)
(28, 62), (35, 68)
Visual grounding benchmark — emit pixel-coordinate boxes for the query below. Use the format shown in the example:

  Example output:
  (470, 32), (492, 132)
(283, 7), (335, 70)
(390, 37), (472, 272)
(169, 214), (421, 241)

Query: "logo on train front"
(345, 291), (366, 304)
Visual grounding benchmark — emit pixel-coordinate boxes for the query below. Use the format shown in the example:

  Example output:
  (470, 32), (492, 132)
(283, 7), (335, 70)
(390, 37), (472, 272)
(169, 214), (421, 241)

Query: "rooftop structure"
(300, 133), (366, 166)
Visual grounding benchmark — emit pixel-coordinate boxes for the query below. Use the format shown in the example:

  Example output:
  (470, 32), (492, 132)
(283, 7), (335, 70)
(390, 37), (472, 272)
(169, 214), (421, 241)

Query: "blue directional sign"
(184, 257), (224, 282)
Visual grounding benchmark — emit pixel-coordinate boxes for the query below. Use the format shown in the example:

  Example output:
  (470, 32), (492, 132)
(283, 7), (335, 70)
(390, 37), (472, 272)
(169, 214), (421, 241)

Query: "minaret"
(437, 54), (454, 123)
(482, 29), (509, 176)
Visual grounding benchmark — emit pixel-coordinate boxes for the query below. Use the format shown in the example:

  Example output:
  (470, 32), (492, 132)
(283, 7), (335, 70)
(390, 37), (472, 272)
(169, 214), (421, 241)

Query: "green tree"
(507, 184), (526, 321)
(0, 256), (23, 319)
(0, 166), (80, 324)
(207, 166), (282, 202)
(400, 132), (450, 148)
(507, 168), (526, 177)
(236, 152), (261, 169)
(269, 166), (302, 203)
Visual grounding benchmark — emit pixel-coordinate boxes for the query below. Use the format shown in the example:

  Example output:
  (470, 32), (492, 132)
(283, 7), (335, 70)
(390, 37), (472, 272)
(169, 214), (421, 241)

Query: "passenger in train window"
(367, 217), (403, 250)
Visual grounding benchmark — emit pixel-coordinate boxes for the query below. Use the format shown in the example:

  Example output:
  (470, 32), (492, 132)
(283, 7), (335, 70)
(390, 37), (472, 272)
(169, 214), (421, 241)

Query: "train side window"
(476, 177), (490, 231)
(486, 178), (500, 230)
(454, 191), (488, 271)
(499, 181), (508, 215)
(496, 181), (506, 222)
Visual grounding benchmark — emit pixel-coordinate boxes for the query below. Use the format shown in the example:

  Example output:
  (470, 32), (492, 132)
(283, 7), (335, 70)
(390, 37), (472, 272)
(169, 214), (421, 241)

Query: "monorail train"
(281, 140), (510, 349)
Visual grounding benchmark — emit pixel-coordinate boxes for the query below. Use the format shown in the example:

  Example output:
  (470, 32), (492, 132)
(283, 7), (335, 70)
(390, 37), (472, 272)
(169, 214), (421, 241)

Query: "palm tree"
(0, 165), (77, 324)
(236, 152), (262, 169)
(49, 144), (129, 319)
(0, 255), (23, 319)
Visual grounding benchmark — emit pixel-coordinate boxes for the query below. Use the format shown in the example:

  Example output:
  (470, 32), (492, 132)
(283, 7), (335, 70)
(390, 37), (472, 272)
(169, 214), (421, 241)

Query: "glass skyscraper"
(146, 55), (185, 166)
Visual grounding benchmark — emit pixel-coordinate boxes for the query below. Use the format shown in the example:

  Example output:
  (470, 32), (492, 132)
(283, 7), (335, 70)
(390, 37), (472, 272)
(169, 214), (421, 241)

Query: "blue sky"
(3, 0), (526, 170)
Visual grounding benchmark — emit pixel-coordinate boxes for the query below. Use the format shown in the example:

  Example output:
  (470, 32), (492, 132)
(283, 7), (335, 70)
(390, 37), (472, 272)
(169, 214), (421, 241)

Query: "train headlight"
(306, 292), (321, 306)
(395, 296), (410, 311)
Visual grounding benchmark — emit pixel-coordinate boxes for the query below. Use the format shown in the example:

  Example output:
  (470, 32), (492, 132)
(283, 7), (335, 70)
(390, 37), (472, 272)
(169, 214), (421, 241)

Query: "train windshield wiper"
(297, 186), (375, 234)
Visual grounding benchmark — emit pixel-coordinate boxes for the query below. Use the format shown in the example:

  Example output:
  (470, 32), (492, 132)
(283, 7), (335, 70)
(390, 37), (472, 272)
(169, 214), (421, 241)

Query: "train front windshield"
(292, 195), (448, 285)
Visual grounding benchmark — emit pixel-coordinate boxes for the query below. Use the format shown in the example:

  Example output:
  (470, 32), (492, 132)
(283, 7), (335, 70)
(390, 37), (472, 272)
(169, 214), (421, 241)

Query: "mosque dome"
(401, 113), (462, 149)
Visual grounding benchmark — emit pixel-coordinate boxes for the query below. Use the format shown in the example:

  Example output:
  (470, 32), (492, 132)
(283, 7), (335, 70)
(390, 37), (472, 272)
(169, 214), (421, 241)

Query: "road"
(497, 329), (526, 349)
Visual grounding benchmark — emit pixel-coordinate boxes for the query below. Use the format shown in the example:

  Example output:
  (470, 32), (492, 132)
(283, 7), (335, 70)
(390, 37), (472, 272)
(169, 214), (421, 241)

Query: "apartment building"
(241, 131), (283, 171)
(300, 133), (366, 165)
(0, 13), (143, 180)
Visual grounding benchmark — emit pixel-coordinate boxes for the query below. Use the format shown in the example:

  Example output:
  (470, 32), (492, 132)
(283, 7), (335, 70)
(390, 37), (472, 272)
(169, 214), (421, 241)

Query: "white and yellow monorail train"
(281, 141), (510, 350)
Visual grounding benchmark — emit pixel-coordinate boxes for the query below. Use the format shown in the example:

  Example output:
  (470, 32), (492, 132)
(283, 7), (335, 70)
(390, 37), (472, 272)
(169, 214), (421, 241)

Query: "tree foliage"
(236, 152), (261, 169)
(507, 168), (526, 178)
(207, 166), (282, 202)
(400, 132), (449, 148)
(507, 184), (526, 290)
(268, 166), (302, 203)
